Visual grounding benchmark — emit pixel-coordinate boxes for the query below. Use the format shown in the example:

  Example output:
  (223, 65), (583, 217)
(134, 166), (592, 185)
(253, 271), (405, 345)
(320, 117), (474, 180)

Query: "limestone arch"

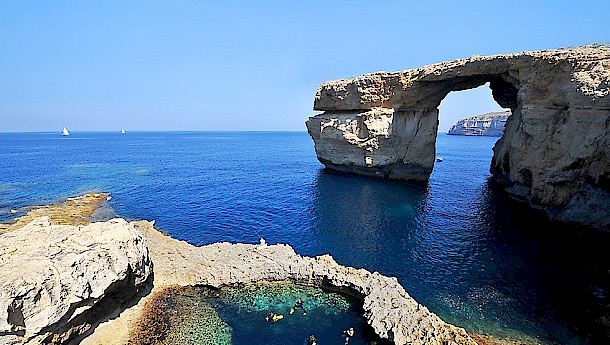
(306, 46), (610, 229)
(414, 73), (516, 183)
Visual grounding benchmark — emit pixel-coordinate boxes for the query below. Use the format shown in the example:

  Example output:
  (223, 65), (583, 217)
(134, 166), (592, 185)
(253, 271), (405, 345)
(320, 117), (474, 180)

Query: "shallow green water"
(138, 282), (386, 345)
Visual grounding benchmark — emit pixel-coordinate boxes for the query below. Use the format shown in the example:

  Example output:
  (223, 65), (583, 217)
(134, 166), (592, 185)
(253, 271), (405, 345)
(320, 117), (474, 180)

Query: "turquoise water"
(139, 283), (384, 345)
(1, 132), (608, 343)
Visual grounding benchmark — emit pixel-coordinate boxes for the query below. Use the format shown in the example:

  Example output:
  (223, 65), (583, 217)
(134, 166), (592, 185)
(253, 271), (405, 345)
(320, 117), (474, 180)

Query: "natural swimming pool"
(130, 282), (386, 345)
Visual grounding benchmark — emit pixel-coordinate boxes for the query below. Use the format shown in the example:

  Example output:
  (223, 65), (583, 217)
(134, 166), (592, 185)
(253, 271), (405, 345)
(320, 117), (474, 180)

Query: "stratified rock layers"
(0, 217), (152, 344)
(306, 45), (610, 230)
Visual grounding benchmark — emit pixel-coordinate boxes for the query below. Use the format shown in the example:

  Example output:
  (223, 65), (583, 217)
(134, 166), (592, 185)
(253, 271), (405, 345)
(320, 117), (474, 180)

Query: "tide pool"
(131, 283), (384, 345)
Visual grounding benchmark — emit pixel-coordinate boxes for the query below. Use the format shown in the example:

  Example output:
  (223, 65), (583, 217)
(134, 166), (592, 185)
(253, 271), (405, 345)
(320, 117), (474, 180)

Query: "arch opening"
(437, 82), (511, 136)
(430, 77), (519, 193)
(431, 81), (515, 202)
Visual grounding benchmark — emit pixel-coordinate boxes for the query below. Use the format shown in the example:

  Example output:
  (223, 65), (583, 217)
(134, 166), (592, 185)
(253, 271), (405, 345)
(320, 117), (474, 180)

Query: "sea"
(0, 131), (608, 344)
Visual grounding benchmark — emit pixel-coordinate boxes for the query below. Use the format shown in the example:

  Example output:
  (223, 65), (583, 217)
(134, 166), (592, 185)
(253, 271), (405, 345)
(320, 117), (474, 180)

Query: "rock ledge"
(0, 217), (152, 344)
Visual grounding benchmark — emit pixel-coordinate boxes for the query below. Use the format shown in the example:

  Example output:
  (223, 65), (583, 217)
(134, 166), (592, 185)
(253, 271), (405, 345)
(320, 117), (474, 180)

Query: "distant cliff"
(447, 111), (510, 136)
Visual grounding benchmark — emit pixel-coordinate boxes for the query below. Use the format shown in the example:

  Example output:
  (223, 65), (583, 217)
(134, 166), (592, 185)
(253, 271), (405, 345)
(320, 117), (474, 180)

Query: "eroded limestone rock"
(306, 45), (610, 230)
(0, 217), (152, 344)
(84, 219), (477, 345)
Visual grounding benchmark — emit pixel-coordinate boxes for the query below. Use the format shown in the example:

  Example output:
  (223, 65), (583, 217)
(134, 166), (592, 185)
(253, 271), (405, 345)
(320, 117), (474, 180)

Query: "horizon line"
(0, 129), (311, 134)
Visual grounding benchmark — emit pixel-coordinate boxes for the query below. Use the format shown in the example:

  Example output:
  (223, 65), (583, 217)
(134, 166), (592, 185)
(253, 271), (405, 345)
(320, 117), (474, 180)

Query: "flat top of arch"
(314, 44), (610, 111)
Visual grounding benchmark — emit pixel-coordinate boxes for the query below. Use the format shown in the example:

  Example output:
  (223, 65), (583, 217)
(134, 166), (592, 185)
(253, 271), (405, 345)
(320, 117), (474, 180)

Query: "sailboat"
(120, 128), (126, 134)
(62, 127), (70, 136)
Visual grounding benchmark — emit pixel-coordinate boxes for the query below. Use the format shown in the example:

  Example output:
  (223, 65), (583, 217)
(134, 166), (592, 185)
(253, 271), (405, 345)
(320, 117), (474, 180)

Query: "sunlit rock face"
(306, 45), (610, 230)
(447, 111), (510, 136)
(0, 217), (152, 344)
(306, 108), (438, 180)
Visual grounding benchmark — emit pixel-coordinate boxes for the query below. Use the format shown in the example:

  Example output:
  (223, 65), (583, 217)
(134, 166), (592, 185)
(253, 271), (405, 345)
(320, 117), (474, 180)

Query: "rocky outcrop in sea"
(306, 45), (610, 230)
(447, 111), (510, 136)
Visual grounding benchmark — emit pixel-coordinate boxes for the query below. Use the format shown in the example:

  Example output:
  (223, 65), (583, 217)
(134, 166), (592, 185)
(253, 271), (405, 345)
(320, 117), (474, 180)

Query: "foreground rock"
(306, 45), (610, 230)
(85, 219), (477, 345)
(0, 217), (152, 344)
(447, 111), (510, 136)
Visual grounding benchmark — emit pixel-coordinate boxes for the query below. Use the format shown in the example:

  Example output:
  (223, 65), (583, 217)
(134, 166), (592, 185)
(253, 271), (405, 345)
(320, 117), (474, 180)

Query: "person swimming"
(307, 334), (317, 345)
(265, 311), (283, 322)
(290, 298), (307, 315)
(343, 326), (355, 344)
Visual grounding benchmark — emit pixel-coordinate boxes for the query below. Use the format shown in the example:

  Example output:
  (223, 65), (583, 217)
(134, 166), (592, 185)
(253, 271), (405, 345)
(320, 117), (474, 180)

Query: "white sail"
(120, 128), (126, 134)
(62, 127), (70, 136)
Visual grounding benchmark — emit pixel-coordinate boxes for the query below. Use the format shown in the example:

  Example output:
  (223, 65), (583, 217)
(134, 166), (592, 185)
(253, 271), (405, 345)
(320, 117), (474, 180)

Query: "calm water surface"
(0, 131), (607, 344)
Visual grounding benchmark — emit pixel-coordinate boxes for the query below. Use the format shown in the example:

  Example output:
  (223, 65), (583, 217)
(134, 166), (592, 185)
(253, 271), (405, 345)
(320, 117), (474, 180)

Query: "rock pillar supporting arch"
(306, 46), (610, 230)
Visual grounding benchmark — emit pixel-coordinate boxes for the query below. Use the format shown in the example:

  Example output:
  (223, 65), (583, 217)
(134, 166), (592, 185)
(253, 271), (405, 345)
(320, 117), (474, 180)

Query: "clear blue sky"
(1, 1), (608, 132)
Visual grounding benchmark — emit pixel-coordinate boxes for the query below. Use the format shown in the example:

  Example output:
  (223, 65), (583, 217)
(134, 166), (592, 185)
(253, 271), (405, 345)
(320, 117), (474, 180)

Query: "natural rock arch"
(306, 45), (610, 230)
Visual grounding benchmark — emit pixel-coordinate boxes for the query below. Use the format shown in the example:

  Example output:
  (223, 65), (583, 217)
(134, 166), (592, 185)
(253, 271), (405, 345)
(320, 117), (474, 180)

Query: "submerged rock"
(306, 45), (610, 230)
(0, 193), (111, 234)
(0, 217), (152, 344)
(129, 286), (232, 345)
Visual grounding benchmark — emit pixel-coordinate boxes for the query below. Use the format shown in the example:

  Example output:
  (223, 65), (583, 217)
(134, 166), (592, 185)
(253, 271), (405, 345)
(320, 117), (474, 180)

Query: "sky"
(0, 1), (608, 132)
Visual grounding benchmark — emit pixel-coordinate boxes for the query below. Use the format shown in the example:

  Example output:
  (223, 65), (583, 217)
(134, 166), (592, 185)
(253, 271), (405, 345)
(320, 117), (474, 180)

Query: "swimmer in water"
(343, 326), (355, 344)
(265, 311), (283, 322)
(290, 298), (307, 315)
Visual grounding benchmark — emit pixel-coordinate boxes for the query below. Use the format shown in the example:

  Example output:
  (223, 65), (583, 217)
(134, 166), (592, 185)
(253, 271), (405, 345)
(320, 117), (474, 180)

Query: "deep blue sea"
(1, 131), (608, 344)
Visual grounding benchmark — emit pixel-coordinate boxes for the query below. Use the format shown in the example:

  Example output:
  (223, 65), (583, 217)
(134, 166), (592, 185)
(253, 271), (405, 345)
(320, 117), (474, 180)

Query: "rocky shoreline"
(0, 207), (477, 344)
(0, 196), (555, 345)
(88, 219), (476, 345)
(0, 193), (110, 234)
(447, 111), (510, 137)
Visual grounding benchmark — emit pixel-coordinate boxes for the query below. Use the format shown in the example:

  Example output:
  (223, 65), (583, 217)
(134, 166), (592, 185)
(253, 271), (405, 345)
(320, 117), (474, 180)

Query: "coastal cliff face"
(306, 45), (610, 230)
(0, 217), (152, 344)
(447, 111), (510, 136)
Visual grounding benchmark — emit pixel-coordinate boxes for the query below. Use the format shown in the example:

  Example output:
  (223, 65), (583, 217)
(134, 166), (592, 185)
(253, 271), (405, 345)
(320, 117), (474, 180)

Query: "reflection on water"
(309, 169), (609, 344)
(308, 170), (428, 277)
